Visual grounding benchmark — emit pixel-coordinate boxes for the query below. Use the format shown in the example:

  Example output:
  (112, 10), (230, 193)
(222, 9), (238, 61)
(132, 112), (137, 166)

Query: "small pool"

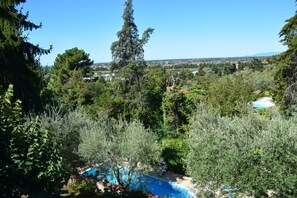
(84, 167), (193, 198)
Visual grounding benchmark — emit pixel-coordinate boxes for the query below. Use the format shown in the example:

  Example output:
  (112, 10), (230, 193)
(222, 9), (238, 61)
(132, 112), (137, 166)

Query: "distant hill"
(250, 52), (282, 57)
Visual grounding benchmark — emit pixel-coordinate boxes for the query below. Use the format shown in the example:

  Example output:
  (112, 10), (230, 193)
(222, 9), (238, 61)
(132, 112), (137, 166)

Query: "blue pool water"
(84, 168), (193, 198)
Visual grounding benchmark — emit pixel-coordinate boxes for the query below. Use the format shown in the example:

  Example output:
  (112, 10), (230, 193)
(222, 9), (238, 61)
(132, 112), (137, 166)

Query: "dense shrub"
(1, 85), (63, 197)
(161, 138), (189, 174)
(67, 180), (98, 197)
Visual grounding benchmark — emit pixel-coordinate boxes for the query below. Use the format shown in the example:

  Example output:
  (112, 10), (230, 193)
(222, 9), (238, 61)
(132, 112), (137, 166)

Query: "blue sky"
(22, 0), (296, 66)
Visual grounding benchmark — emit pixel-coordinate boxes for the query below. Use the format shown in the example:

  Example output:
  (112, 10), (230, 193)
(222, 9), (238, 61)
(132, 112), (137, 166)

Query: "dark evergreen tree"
(0, 0), (51, 112)
(48, 47), (93, 108)
(111, 0), (154, 92)
(273, 1), (297, 113)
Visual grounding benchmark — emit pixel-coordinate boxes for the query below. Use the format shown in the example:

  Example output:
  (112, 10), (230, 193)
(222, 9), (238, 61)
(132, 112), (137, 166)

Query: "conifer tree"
(273, 1), (297, 113)
(0, 0), (51, 112)
(48, 47), (93, 108)
(111, 0), (154, 92)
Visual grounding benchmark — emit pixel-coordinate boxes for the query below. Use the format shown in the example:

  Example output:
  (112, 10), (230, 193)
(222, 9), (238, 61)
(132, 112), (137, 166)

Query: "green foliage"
(206, 76), (252, 116)
(108, 68), (167, 133)
(187, 104), (297, 197)
(67, 180), (97, 197)
(11, 117), (64, 196)
(108, 0), (155, 131)
(48, 47), (93, 108)
(178, 69), (194, 84)
(187, 75), (215, 103)
(78, 115), (161, 189)
(273, 4), (297, 114)
(249, 58), (264, 71)
(137, 68), (167, 130)
(53, 47), (93, 72)
(209, 63), (237, 76)
(35, 108), (93, 174)
(233, 68), (274, 100)
(161, 138), (189, 174)
(162, 91), (192, 134)
(0, 86), (64, 197)
(0, 0), (51, 112)
(222, 63), (237, 75)
(0, 85), (23, 196)
(111, 0), (153, 92)
(83, 80), (113, 116)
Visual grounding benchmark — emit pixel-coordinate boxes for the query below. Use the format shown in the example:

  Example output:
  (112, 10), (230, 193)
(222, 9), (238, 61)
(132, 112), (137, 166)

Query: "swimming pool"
(84, 167), (193, 198)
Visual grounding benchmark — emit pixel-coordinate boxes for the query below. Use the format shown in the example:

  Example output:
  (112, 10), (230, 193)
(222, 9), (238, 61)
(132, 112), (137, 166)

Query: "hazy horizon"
(22, 0), (293, 66)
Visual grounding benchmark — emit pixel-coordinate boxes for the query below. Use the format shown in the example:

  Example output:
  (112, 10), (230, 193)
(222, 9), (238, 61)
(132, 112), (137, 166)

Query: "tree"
(161, 91), (192, 134)
(223, 63), (237, 75)
(52, 47), (93, 72)
(137, 68), (167, 131)
(250, 58), (264, 71)
(0, 0), (51, 112)
(273, 1), (297, 114)
(187, 105), (297, 197)
(78, 115), (160, 189)
(36, 108), (95, 175)
(178, 69), (194, 84)
(206, 76), (252, 116)
(48, 48), (93, 108)
(161, 138), (189, 175)
(111, 0), (154, 92)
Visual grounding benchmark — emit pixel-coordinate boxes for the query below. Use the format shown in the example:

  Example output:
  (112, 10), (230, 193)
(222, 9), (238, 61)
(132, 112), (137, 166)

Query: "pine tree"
(48, 47), (93, 108)
(111, 0), (154, 92)
(0, 0), (51, 112)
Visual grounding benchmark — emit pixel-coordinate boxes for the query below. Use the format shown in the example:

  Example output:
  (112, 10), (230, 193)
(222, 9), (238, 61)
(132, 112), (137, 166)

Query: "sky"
(21, 0), (296, 66)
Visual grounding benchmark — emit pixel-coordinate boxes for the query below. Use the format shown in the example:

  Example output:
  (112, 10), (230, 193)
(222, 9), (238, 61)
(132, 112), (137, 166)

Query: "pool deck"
(159, 172), (195, 191)
(159, 171), (197, 197)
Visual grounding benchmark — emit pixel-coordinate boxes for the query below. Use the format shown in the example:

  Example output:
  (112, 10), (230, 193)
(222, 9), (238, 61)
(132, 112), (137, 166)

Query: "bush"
(161, 138), (188, 174)
(1, 85), (64, 197)
(67, 180), (97, 197)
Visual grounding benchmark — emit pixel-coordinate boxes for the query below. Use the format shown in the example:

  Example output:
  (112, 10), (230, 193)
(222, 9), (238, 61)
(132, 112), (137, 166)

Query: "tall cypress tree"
(0, 0), (51, 112)
(111, 0), (154, 92)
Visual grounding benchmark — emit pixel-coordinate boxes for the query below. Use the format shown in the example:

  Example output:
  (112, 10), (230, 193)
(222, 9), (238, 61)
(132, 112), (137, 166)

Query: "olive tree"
(186, 104), (297, 197)
(34, 108), (94, 174)
(78, 115), (161, 189)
